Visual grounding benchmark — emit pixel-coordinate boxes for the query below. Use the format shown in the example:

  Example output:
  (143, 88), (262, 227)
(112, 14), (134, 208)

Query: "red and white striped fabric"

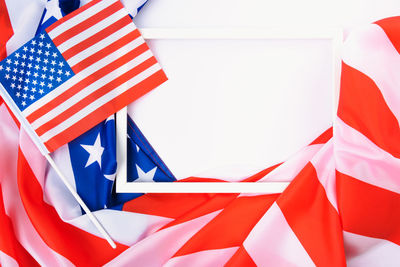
(1, 1), (400, 265)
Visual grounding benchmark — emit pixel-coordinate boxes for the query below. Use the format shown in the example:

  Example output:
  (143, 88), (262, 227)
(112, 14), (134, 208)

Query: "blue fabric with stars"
(127, 116), (175, 183)
(0, 31), (73, 111)
(68, 116), (120, 211)
(68, 115), (176, 212)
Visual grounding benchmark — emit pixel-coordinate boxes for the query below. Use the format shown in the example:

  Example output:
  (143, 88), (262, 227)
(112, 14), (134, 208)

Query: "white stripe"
(342, 23), (400, 125)
(243, 203), (315, 266)
(310, 140), (338, 211)
(47, 0), (117, 39)
(40, 63), (161, 142)
(0, 250), (18, 267)
(42, 144), (83, 219)
(55, 9), (128, 53)
(163, 247), (239, 267)
(258, 144), (324, 182)
(105, 211), (221, 267)
(343, 231), (400, 267)
(22, 37), (145, 117)
(67, 22), (137, 68)
(31, 50), (153, 130)
(68, 209), (173, 246)
(0, 104), (74, 266)
(335, 117), (400, 195)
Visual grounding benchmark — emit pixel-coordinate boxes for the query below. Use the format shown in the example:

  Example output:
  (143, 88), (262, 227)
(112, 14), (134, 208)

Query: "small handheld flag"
(0, 0), (167, 153)
(0, 0), (167, 249)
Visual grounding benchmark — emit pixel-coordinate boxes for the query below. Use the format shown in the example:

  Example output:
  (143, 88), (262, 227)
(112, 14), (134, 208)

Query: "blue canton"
(0, 31), (73, 111)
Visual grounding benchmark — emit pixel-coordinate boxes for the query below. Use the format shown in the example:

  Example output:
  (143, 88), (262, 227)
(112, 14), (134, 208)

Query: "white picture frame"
(115, 27), (343, 193)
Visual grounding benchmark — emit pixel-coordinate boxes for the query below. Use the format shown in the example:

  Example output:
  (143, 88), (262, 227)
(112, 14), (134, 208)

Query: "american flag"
(1, 0), (400, 266)
(0, 0), (167, 153)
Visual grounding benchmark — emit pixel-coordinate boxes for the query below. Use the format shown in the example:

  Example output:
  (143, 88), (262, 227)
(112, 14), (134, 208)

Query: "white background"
(134, 0), (400, 35)
(127, 0), (400, 180)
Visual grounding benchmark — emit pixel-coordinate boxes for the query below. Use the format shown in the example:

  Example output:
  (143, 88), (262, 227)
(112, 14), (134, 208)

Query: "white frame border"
(116, 27), (343, 193)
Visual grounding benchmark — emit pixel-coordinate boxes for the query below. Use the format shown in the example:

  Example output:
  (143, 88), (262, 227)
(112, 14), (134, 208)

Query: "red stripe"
(0, 0), (13, 60)
(338, 63), (400, 158)
(44, 70), (167, 152)
(225, 246), (257, 267)
(123, 193), (221, 219)
(180, 163), (281, 183)
(158, 193), (240, 230)
(45, 0), (102, 33)
(26, 42), (149, 123)
(51, 0), (123, 46)
(36, 57), (157, 136)
(16, 148), (128, 266)
(309, 127), (333, 145)
(72, 29), (141, 73)
(375, 16), (400, 55)
(173, 194), (278, 257)
(277, 163), (346, 267)
(177, 162), (281, 185)
(0, 184), (39, 266)
(58, 15), (132, 60)
(123, 178), (243, 227)
(337, 171), (400, 245)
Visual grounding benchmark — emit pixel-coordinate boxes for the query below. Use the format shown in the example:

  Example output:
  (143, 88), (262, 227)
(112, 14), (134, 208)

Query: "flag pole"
(0, 83), (116, 249)
(45, 154), (117, 249)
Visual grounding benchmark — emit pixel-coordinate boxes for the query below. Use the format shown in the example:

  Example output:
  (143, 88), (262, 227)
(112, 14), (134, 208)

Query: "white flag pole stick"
(44, 154), (117, 249)
(0, 83), (116, 249)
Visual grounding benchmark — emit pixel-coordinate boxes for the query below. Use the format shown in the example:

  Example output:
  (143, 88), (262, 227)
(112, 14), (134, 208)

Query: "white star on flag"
(81, 133), (104, 168)
(43, 0), (63, 23)
(135, 165), (157, 182)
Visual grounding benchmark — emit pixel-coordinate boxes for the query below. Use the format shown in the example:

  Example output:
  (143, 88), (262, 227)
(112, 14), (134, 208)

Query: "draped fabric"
(1, 1), (400, 266)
